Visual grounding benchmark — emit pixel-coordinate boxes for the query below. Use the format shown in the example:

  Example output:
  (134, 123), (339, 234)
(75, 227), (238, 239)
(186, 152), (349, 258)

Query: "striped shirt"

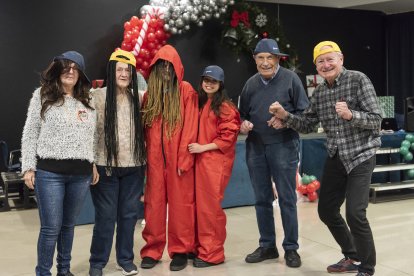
(285, 68), (382, 173)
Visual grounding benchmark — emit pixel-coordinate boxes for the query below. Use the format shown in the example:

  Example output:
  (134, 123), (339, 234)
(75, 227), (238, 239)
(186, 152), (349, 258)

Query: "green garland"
(222, 0), (299, 69)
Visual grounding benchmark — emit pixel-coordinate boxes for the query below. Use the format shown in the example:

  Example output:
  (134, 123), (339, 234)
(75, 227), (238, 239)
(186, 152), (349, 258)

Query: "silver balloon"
(214, 13), (220, 18)
(163, 24), (170, 31)
(182, 13), (190, 22)
(171, 27), (178, 34)
(229, 0), (235, 5)
(190, 14), (198, 22)
(193, 0), (201, 5)
(175, 18), (184, 28)
(178, 29), (182, 34)
(219, 0), (228, 4)
(204, 13), (211, 20)
(220, 7), (227, 14)
(197, 21), (203, 27)
(201, 15), (206, 20)
(184, 25), (190, 30)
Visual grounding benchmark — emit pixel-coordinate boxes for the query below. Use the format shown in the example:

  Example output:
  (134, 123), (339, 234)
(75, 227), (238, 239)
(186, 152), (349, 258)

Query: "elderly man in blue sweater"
(239, 38), (309, 268)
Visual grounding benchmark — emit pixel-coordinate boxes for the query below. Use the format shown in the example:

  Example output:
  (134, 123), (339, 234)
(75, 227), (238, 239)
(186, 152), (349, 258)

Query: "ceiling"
(250, 0), (414, 14)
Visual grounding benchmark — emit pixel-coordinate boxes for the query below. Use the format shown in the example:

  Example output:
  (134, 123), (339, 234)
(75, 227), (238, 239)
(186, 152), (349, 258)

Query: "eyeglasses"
(62, 65), (78, 74)
(202, 77), (219, 85)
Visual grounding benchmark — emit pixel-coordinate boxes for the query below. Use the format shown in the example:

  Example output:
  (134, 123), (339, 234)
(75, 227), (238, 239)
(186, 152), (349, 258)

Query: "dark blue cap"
(201, 65), (225, 83)
(253, 39), (288, 56)
(54, 51), (90, 83)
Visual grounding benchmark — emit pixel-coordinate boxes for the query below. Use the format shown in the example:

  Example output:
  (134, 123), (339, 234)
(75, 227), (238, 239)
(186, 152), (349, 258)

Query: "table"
(0, 172), (35, 211)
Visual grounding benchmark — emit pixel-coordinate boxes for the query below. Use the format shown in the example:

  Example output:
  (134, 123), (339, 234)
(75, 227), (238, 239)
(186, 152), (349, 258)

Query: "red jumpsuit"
(141, 45), (198, 259)
(195, 99), (241, 264)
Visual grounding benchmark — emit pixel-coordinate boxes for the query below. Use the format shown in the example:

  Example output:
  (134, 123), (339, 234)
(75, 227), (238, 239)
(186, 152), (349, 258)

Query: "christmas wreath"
(221, 0), (299, 69)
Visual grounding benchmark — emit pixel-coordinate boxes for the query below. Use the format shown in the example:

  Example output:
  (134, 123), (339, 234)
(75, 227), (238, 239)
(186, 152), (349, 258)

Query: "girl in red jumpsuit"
(140, 45), (198, 272)
(188, 65), (241, 267)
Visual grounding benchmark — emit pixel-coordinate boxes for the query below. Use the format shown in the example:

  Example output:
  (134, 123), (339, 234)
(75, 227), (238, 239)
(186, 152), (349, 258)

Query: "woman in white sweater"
(21, 51), (98, 276)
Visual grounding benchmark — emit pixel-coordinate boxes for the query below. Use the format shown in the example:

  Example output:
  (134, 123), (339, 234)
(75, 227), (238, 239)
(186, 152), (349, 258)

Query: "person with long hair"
(140, 45), (198, 272)
(21, 51), (98, 276)
(188, 65), (241, 267)
(88, 49), (146, 276)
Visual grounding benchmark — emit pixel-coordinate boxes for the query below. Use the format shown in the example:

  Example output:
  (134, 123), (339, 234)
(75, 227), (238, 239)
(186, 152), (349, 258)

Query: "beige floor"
(1, 198), (414, 276)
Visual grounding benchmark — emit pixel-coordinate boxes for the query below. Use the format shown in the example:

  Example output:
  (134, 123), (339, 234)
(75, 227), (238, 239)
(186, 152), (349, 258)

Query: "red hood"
(149, 45), (184, 85)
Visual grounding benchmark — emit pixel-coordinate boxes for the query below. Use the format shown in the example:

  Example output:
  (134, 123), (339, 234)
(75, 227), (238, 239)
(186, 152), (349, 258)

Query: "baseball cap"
(313, 41), (342, 63)
(253, 38), (288, 56)
(109, 49), (136, 67)
(201, 65), (225, 83)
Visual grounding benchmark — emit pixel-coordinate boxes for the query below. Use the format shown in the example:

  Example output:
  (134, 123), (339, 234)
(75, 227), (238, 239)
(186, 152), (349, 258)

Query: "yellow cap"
(313, 41), (342, 63)
(109, 49), (136, 67)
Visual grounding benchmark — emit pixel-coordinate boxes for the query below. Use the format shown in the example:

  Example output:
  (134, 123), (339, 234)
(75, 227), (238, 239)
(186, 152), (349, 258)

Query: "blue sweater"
(240, 66), (309, 144)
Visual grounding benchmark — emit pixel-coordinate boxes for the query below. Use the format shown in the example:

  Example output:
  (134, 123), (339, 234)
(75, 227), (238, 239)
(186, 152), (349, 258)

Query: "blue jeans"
(35, 169), (92, 276)
(318, 154), (376, 275)
(89, 166), (145, 269)
(246, 139), (299, 250)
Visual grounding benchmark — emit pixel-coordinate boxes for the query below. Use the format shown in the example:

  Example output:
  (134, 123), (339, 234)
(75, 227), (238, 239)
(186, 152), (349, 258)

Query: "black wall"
(0, 0), (386, 149)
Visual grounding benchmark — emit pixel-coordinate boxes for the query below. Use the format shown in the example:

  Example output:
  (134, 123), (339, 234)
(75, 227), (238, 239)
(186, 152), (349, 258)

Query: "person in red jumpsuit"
(140, 45), (198, 272)
(188, 65), (241, 267)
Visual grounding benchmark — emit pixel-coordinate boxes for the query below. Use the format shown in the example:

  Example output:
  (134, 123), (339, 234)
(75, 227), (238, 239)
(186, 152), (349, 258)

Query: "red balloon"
(141, 61), (150, 70)
(132, 28), (140, 37)
(297, 184), (307, 195)
(155, 29), (165, 40)
(306, 183), (316, 194)
(148, 27), (155, 34)
(131, 38), (138, 47)
(161, 40), (167, 45)
(157, 19), (165, 28)
(137, 19), (144, 29)
(150, 49), (158, 57)
(149, 18), (158, 28)
(311, 180), (321, 190)
(138, 48), (150, 59)
(307, 191), (318, 202)
(136, 57), (144, 65)
(124, 33), (132, 42)
(121, 42), (132, 51)
(124, 21), (132, 31)
(130, 16), (140, 27)
(156, 44), (162, 50)
(147, 42), (156, 50)
(147, 32), (156, 42)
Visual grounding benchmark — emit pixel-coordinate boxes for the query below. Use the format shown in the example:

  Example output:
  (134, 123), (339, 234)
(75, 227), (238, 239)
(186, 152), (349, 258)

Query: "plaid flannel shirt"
(285, 68), (382, 173)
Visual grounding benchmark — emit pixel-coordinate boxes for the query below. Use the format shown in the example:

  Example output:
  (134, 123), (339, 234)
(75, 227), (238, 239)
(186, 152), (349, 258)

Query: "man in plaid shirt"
(268, 41), (382, 276)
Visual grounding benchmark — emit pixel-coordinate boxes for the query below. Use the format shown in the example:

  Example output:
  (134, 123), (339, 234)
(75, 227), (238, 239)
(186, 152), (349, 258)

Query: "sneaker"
(193, 257), (223, 268)
(116, 263), (138, 276)
(57, 272), (74, 276)
(140, 257), (159, 269)
(356, 273), (372, 276)
(284, 250), (301, 268)
(187, 252), (196, 260)
(170, 253), (188, 271)
(88, 267), (102, 276)
(245, 247), (279, 263)
(327, 257), (359, 273)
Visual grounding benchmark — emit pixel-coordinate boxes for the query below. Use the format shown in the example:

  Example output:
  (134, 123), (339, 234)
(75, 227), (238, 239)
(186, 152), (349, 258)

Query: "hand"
(269, 101), (288, 119)
(188, 143), (205, 153)
(335, 101), (352, 120)
(91, 164), (99, 185)
(23, 170), (35, 190)
(240, 120), (254, 134)
(267, 116), (285, 129)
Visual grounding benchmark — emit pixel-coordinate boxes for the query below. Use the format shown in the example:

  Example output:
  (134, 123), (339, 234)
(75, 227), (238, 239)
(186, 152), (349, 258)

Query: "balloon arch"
(118, 0), (234, 79)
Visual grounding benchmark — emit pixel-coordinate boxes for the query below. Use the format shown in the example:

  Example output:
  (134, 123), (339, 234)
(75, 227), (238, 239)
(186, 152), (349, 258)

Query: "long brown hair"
(142, 60), (181, 138)
(39, 59), (92, 119)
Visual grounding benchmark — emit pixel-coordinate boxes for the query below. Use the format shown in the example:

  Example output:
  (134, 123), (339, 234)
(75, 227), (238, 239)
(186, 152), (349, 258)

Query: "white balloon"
(176, 18), (184, 28)
(182, 13), (190, 22)
(171, 27), (178, 34)
(184, 25), (190, 30)
(164, 24), (170, 31)
(197, 21), (203, 27)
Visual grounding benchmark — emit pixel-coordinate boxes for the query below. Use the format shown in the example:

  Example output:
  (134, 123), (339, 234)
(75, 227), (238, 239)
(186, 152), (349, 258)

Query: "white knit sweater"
(21, 88), (96, 173)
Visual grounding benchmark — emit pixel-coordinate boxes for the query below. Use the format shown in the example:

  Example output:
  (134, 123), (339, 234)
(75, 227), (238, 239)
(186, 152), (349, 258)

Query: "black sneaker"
(193, 257), (222, 268)
(88, 267), (102, 276)
(245, 247), (279, 263)
(57, 272), (74, 276)
(327, 257), (359, 273)
(141, 256), (159, 269)
(187, 252), (196, 260)
(170, 253), (188, 271)
(284, 250), (301, 268)
(116, 263), (138, 276)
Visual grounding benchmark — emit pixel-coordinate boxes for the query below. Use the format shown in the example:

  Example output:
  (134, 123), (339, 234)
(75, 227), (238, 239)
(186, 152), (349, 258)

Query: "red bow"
(230, 11), (250, 28)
